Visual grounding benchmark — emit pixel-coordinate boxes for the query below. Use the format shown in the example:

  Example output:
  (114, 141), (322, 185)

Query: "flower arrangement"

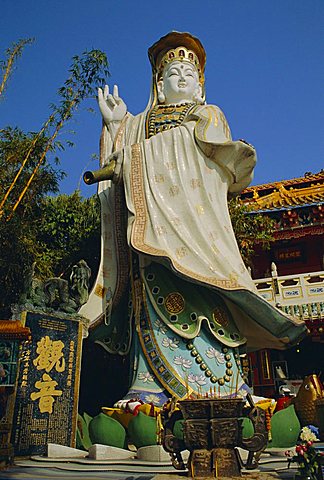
(286, 426), (321, 479)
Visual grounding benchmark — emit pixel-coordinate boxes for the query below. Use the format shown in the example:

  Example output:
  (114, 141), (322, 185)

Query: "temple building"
(241, 170), (324, 398)
(0, 320), (30, 465)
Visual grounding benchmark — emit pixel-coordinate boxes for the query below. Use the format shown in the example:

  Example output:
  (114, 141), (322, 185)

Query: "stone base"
(47, 444), (87, 459)
(88, 444), (134, 460)
(154, 474), (283, 480)
(137, 445), (172, 462)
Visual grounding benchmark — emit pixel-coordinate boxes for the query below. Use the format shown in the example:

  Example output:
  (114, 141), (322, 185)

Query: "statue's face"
(158, 60), (202, 104)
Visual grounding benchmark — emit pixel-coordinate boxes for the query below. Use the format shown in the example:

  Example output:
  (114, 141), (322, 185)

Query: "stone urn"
(162, 396), (267, 478)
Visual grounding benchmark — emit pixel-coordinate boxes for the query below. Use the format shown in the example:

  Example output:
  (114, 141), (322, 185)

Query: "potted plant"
(286, 426), (322, 480)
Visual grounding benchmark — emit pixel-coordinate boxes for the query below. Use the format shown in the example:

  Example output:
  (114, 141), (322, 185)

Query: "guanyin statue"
(81, 31), (306, 407)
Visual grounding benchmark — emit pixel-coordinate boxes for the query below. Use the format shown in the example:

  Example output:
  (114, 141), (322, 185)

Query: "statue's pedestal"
(11, 310), (85, 456)
(11, 457), (294, 479)
(153, 475), (285, 480)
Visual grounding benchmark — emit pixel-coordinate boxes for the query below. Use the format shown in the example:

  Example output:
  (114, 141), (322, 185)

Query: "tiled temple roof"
(242, 171), (324, 211)
(244, 170), (324, 194)
(0, 320), (30, 339)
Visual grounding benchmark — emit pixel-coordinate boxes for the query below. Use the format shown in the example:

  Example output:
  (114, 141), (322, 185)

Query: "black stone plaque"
(12, 311), (82, 456)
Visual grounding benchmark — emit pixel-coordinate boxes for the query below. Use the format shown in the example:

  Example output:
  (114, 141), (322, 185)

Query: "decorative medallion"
(212, 306), (229, 328)
(165, 292), (185, 314)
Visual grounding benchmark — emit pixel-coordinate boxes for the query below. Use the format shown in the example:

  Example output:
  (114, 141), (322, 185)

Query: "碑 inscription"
(12, 311), (82, 456)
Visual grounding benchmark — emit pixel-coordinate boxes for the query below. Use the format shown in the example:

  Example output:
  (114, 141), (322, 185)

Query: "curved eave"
(243, 171), (324, 194)
(0, 320), (31, 339)
(273, 225), (324, 240)
(246, 201), (324, 215)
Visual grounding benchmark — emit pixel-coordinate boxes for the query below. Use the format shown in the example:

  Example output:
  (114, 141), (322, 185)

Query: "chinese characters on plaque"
(12, 312), (82, 456)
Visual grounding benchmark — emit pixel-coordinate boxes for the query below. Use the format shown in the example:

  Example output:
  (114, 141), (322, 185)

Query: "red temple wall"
(251, 235), (323, 279)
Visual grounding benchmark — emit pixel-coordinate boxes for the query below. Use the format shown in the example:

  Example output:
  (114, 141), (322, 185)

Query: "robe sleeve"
(187, 105), (257, 194)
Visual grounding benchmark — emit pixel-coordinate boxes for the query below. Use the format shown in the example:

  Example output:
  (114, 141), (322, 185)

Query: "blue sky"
(1, 0), (323, 197)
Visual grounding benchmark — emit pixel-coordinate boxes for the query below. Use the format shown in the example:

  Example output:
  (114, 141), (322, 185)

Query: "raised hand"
(98, 84), (127, 125)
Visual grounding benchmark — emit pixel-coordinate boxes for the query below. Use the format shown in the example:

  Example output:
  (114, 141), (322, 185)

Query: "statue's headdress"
(148, 31), (206, 83)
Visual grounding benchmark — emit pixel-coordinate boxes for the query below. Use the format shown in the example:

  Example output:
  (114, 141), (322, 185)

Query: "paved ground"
(0, 452), (298, 480)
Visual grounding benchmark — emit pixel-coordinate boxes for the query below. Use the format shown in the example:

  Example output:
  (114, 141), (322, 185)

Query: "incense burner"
(162, 396), (267, 478)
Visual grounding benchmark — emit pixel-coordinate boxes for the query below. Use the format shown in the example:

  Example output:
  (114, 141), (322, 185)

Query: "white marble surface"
(88, 443), (135, 460)
(47, 443), (88, 458)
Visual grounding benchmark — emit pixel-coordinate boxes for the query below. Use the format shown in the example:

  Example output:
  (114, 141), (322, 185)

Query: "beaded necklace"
(147, 102), (196, 138)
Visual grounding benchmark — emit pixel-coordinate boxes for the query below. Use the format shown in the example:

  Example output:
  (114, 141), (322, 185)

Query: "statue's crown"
(157, 46), (203, 80)
(148, 31), (206, 83)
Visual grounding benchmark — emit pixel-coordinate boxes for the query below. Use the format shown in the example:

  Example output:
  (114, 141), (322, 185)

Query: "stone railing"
(254, 263), (324, 321)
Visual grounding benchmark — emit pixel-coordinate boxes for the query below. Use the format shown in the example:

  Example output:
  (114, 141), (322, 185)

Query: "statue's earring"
(193, 84), (204, 104)
(157, 81), (165, 103)
(158, 91), (166, 103)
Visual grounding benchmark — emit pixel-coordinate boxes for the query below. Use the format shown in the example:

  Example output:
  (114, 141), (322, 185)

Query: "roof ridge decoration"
(244, 170), (324, 193)
(248, 182), (324, 210)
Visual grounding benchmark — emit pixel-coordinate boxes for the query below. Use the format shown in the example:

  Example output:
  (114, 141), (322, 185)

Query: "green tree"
(36, 191), (100, 279)
(0, 137), (100, 314)
(0, 38), (34, 98)
(1, 48), (109, 219)
(0, 127), (64, 313)
(228, 197), (275, 267)
(0, 43), (109, 315)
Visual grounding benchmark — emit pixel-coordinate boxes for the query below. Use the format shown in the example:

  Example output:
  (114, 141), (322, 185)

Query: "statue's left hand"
(98, 84), (127, 125)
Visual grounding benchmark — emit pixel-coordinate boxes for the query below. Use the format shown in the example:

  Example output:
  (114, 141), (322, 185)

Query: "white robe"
(80, 104), (306, 353)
